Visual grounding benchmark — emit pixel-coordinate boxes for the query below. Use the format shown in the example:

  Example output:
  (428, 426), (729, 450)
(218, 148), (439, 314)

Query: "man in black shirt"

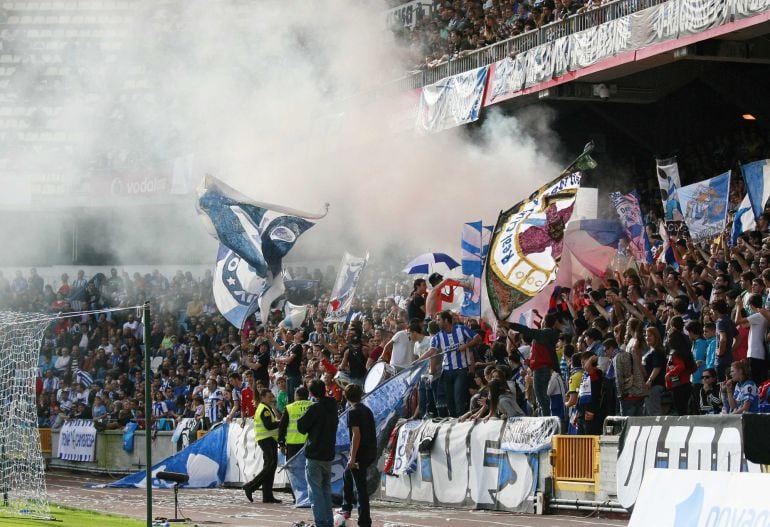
(297, 380), (338, 527)
(340, 330), (368, 386)
(339, 384), (375, 527)
(274, 330), (305, 403)
(406, 278), (427, 322)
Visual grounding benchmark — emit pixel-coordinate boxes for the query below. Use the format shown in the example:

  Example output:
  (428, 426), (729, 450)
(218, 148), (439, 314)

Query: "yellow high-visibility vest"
(253, 402), (278, 441)
(285, 399), (312, 445)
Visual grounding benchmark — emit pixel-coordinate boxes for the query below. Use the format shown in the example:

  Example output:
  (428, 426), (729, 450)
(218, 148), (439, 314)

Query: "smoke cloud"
(0, 0), (565, 267)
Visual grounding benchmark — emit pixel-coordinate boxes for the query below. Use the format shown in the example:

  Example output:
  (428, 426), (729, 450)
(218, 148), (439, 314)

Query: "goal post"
(0, 311), (52, 519)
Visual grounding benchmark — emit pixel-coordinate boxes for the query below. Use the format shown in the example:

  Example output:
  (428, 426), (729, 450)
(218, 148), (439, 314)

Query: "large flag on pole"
(656, 157), (684, 223)
(325, 252), (369, 323)
(197, 175), (327, 328)
(485, 144), (596, 321)
(460, 221), (493, 317)
(678, 171), (730, 243)
(608, 190), (652, 263)
(732, 193), (755, 245)
(741, 159), (770, 219)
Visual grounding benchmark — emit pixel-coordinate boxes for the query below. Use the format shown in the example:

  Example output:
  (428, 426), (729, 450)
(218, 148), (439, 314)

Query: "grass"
(0, 504), (147, 526)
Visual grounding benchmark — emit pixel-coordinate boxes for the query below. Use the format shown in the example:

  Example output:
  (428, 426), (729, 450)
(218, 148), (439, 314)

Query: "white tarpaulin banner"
(569, 18), (631, 69)
(524, 42), (554, 87)
(734, 0), (770, 17)
(382, 418), (558, 512)
(678, 0), (731, 35)
(484, 56), (527, 106)
(58, 419), (97, 462)
(417, 66), (488, 134)
(481, 0), (770, 105)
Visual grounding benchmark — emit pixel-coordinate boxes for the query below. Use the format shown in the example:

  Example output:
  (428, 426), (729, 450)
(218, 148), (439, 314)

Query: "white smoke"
(0, 0), (565, 266)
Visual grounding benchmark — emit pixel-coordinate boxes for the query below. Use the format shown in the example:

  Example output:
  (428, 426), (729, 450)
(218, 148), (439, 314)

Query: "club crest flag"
(609, 190), (652, 263)
(325, 252), (369, 323)
(678, 171), (730, 242)
(485, 148), (595, 321)
(197, 175), (326, 328)
(656, 157), (684, 222)
(461, 222), (493, 317)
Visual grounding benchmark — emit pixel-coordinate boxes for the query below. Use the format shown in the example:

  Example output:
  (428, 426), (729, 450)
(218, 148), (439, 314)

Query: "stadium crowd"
(395, 0), (601, 70)
(1, 174), (768, 440)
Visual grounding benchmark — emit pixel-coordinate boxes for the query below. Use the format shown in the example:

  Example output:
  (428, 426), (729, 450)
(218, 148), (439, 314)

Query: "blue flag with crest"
(197, 175), (328, 328)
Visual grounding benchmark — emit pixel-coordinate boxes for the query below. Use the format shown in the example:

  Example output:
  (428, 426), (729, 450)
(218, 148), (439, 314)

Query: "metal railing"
(396, 0), (668, 90)
(550, 434), (601, 491)
(39, 427), (52, 454)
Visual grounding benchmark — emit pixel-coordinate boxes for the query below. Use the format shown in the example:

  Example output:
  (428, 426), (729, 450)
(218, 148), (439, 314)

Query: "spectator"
(724, 359), (759, 414)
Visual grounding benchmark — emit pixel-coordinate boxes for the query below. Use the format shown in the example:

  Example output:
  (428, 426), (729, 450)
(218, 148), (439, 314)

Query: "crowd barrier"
(40, 414), (770, 514)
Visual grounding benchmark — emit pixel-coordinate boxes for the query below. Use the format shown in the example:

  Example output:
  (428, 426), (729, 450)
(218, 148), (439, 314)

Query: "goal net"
(0, 311), (51, 519)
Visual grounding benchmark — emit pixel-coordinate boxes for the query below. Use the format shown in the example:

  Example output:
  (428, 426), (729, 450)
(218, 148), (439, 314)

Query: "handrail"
(396, 0), (669, 90)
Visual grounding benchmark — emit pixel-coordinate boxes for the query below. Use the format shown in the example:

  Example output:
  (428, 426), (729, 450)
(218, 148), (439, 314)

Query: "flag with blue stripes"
(75, 368), (93, 388)
(742, 159), (770, 218)
(609, 190), (652, 263)
(732, 193), (755, 245)
(678, 171), (730, 242)
(460, 221), (492, 317)
(198, 175), (326, 328)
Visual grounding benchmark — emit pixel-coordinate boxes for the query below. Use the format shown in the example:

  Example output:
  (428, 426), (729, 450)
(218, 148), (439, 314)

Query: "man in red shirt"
(240, 370), (256, 419)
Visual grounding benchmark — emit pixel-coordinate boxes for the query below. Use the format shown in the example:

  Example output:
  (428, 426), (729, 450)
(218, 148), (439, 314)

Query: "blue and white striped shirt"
(430, 324), (475, 371)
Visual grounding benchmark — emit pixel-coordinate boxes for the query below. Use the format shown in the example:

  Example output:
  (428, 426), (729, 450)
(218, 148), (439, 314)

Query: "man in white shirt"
(382, 321), (424, 371)
(735, 294), (770, 385)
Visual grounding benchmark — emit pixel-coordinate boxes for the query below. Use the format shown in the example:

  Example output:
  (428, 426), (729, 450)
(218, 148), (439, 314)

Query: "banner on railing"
(616, 415), (768, 510)
(470, 0), (770, 107)
(484, 56), (527, 107)
(58, 419), (97, 462)
(416, 66), (488, 134)
(384, 0), (435, 29)
(734, 0), (770, 18)
(381, 418), (558, 512)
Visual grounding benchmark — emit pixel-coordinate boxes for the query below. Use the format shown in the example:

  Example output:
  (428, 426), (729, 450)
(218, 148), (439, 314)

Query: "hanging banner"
(381, 417), (559, 512)
(325, 252), (369, 323)
(616, 415), (766, 510)
(678, 171), (730, 242)
(484, 56), (527, 107)
(57, 419), (97, 462)
(417, 66), (488, 134)
(609, 190), (652, 263)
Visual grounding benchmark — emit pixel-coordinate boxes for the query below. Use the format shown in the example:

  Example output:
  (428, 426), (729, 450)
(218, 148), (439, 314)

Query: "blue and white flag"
(109, 423), (229, 488)
(460, 221), (492, 317)
(742, 159), (770, 219)
(678, 171), (731, 242)
(75, 368), (93, 388)
(198, 175), (326, 328)
(197, 175), (327, 275)
(609, 190), (652, 263)
(732, 193), (755, 245)
(325, 252), (369, 323)
(280, 301), (308, 329)
(211, 245), (286, 328)
(656, 157), (684, 222)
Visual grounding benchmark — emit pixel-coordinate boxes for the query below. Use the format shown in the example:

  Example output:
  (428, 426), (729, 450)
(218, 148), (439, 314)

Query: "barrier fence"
(39, 427), (52, 454)
(550, 435), (600, 493)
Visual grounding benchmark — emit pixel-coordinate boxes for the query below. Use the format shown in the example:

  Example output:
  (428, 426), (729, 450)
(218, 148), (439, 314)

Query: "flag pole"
(143, 301), (152, 527)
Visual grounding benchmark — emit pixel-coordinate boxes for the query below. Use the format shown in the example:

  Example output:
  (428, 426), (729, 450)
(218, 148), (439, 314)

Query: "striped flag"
(76, 368), (93, 388)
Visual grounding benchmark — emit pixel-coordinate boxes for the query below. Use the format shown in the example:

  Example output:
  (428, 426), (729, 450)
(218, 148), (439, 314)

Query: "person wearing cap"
(242, 389), (281, 504)
(278, 386), (313, 505)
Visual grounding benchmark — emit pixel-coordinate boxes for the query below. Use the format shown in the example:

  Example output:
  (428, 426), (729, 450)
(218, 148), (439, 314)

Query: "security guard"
(242, 389), (281, 503)
(278, 386), (312, 505)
